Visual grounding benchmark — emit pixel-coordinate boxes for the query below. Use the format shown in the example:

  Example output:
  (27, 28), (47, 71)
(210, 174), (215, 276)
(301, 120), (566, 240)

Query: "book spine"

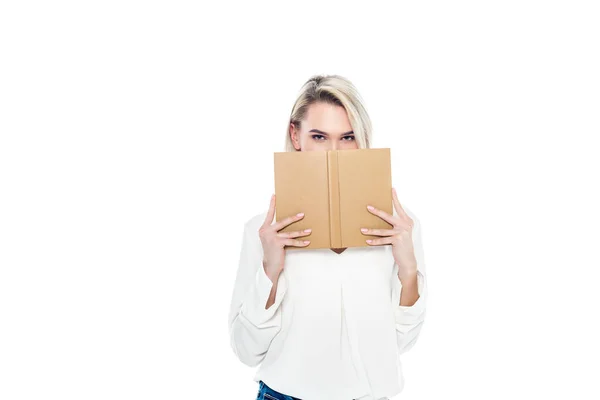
(327, 150), (342, 248)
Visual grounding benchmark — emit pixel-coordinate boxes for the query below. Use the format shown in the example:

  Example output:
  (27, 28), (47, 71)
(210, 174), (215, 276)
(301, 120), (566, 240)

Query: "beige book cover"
(273, 148), (393, 249)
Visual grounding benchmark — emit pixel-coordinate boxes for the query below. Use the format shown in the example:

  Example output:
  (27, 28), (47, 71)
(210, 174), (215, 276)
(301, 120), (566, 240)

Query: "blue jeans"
(256, 381), (302, 400)
(255, 380), (365, 400)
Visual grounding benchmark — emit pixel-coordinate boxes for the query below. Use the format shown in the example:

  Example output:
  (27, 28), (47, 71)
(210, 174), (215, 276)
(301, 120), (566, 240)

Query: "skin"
(262, 102), (419, 309)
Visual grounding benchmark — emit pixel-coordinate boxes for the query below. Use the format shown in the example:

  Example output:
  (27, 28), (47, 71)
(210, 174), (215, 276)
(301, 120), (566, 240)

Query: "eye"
(311, 134), (325, 141)
(342, 135), (355, 141)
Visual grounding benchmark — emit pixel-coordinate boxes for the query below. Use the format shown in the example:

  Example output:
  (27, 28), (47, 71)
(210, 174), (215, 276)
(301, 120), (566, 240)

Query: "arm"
(228, 220), (288, 367)
(398, 272), (419, 307)
(390, 214), (427, 355)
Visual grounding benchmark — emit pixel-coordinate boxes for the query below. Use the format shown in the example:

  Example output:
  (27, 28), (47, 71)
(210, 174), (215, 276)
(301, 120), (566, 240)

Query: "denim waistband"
(257, 380), (365, 400)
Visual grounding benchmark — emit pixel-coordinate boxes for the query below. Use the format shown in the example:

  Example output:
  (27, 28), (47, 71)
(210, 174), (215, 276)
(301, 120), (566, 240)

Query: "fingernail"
(366, 239), (372, 244)
(360, 228), (368, 233)
(304, 240), (310, 244)
(297, 212), (304, 217)
(304, 228), (312, 233)
(367, 205), (374, 211)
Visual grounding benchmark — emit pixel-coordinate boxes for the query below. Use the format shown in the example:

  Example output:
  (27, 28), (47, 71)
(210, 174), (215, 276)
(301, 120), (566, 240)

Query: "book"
(273, 148), (393, 249)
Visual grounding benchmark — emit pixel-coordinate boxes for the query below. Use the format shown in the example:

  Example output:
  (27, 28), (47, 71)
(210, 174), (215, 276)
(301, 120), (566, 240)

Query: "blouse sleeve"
(228, 218), (288, 367)
(390, 211), (428, 355)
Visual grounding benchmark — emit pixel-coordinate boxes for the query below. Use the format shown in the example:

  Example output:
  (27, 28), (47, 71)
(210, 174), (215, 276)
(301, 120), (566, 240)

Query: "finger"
(282, 238), (311, 247)
(360, 227), (397, 236)
(366, 236), (394, 246)
(262, 194), (276, 228)
(272, 212), (305, 232)
(366, 205), (396, 225)
(392, 187), (408, 219)
(278, 228), (312, 239)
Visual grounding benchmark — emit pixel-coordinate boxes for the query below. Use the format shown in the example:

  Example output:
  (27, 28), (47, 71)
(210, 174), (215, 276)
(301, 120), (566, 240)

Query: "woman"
(228, 75), (427, 400)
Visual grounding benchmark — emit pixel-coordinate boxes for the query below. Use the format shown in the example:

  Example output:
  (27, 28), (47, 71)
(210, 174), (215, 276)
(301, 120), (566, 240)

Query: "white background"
(1, 1), (599, 399)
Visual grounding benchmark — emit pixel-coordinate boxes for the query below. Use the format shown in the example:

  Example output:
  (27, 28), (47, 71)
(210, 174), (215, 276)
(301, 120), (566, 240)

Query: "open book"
(273, 148), (393, 249)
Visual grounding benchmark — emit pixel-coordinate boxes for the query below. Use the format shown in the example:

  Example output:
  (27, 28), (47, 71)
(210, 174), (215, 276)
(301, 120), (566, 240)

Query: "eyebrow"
(308, 129), (354, 135)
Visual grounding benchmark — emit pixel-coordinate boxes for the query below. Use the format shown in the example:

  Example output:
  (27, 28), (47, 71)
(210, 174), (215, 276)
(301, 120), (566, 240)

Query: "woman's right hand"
(259, 194), (311, 280)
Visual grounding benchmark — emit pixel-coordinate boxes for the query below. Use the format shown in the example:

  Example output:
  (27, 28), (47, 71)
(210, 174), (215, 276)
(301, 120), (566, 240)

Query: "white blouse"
(228, 206), (427, 400)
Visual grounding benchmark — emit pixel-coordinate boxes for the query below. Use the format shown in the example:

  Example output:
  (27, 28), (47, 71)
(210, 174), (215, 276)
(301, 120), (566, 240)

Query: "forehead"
(303, 102), (352, 133)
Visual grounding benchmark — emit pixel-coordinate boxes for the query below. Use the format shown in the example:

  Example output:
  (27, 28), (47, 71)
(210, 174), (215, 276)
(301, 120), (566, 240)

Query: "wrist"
(263, 260), (281, 283)
(398, 270), (418, 287)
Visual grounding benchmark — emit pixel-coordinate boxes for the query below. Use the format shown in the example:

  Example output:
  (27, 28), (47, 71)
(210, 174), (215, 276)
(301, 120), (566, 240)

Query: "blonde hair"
(284, 74), (373, 152)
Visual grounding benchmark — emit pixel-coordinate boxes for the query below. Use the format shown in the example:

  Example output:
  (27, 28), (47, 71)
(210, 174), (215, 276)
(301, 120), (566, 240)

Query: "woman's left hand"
(361, 187), (418, 282)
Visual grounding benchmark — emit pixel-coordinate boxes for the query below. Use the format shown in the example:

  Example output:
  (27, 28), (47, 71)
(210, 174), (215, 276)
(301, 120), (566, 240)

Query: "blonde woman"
(228, 75), (427, 400)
